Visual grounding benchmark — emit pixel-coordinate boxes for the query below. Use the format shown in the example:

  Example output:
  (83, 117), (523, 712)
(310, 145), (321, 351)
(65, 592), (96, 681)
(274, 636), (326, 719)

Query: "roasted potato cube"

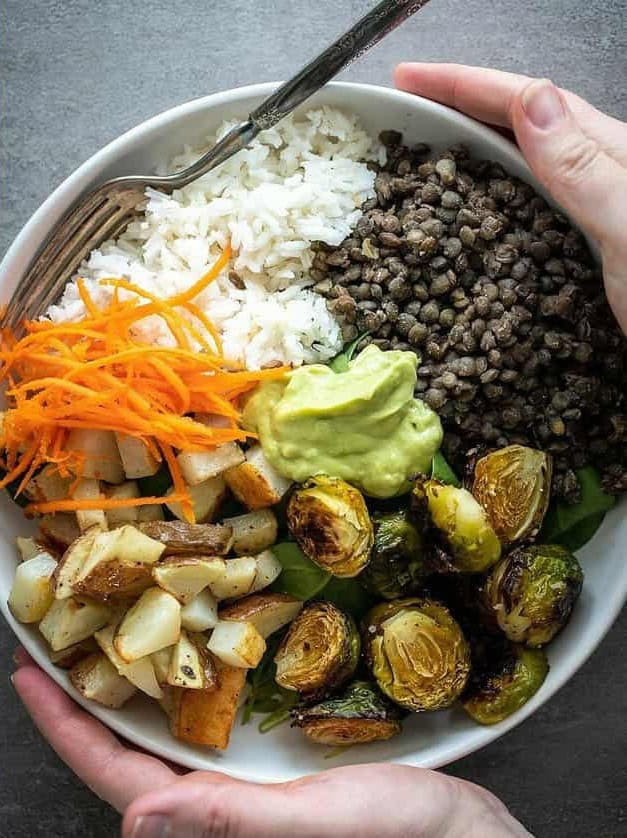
(195, 413), (232, 429)
(181, 589), (219, 632)
(114, 588), (181, 662)
(152, 646), (174, 685)
(167, 630), (217, 690)
(208, 556), (256, 600)
(72, 478), (108, 533)
(54, 531), (99, 600)
(95, 622), (163, 699)
(250, 549), (282, 593)
(115, 433), (159, 479)
(224, 445), (291, 510)
(73, 526), (166, 600)
(66, 429), (125, 484)
(27, 465), (72, 503)
(39, 597), (112, 651)
(219, 593), (303, 639)
(167, 660), (247, 749)
(207, 620), (266, 668)
(16, 536), (45, 562)
(138, 521), (233, 556)
(70, 652), (136, 708)
(153, 556), (226, 604)
(104, 481), (140, 526)
(113, 525), (167, 563)
(49, 638), (99, 669)
(137, 504), (165, 523)
(177, 443), (245, 486)
(39, 514), (81, 555)
(8, 553), (58, 623)
(166, 476), (227, 524)
(222, 509), (278, 556)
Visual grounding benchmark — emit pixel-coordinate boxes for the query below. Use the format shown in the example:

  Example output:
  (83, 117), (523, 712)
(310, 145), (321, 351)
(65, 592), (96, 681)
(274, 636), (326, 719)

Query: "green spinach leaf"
(242, 634), (297, 732)
(540, 466), (615, 552)
(270, 541), (330, 600)
(322, 577), (375, 620)
(431, 452), (461, 487)
(242, 634), (283, 724)
(328, 332), (369, 373)
(271, 542), (374, 617)
(258, 695), (299, 734)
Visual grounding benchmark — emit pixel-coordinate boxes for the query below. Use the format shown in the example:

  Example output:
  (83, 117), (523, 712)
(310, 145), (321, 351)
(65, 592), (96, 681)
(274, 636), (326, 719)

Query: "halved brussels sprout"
(484, 544), (583, 647)
(363, 598), (470, 712)
(286, 476), (373, 578)
(462, 641), (548, 725)
(360, 510), (427, 600)
(472, 445), (552, 544)
(291, 680), (403, 746)
(274, 601), (359, 696)
(415, 480), (501, 573)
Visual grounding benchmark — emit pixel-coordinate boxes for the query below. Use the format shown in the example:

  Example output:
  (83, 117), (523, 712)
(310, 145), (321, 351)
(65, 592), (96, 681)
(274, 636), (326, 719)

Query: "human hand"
(12, 650), (530, 838)
(394, 63), (627, 334)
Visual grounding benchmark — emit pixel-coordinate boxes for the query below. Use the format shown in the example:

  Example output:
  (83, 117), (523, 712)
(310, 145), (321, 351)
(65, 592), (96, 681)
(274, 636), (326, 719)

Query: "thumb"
(121, 764), (532, 838)
(121, 773), (288, 838)
(511, 78), (627, 250)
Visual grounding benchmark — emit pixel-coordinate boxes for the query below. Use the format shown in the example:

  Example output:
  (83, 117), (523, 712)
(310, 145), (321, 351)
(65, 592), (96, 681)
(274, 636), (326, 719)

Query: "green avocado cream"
(242, 345), (443, 498)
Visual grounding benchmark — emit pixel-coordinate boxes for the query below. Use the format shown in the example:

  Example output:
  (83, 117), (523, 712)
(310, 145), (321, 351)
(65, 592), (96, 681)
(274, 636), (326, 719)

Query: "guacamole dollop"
(242, 345), (443, 498)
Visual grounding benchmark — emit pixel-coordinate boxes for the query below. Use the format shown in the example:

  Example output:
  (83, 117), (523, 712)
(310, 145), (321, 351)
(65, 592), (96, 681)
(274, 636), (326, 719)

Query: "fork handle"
(250, 0), (432, 131)
(156, 0), (431, 188)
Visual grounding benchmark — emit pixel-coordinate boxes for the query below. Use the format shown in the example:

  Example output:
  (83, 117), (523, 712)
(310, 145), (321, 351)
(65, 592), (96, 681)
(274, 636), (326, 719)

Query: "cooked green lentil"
(313, 133), (626, 502)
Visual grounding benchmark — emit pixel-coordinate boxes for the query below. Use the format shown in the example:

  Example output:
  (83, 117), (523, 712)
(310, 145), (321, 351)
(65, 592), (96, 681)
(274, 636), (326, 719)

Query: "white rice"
(47, 108), (383, 368)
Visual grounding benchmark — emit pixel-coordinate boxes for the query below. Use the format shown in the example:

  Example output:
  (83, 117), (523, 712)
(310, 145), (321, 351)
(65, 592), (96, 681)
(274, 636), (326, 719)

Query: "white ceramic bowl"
(1, 82), (625, 782)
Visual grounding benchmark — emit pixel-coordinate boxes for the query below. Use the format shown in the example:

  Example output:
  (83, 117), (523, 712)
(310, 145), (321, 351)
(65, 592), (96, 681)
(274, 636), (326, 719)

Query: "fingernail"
(9, 674), (15, 689)
(131, 815), (170, 838)
(522, 79), (565, 129)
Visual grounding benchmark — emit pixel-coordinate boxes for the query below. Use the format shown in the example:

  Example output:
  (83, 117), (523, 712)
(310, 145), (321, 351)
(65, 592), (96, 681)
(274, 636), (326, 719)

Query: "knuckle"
(198, 787), (235, 838)
(552, 136), (602, 188)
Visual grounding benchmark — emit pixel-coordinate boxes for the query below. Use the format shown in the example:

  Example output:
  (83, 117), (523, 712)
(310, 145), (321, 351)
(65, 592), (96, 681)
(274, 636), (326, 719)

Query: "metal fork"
(4, 0), (432, 331)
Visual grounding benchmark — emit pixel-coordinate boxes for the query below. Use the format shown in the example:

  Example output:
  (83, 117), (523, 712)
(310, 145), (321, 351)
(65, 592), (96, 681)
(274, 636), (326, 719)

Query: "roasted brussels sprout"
(415, 480), (501, 573)
(462, 641), (549, 725)
(274, 601), (360, 696)
(286, 476), (373, 578)
(360, 510), (428, 600)
(484, 545), (583, 647)
(472, 445), (552, 544)
(363, 598), (470, 712)
(291, 680), (403, 745)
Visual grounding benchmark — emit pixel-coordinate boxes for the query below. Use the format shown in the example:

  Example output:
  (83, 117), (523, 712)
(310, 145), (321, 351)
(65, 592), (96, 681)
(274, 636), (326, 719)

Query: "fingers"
(395, 63), (627, 333)
(12, 664), (175, 813)
(394, 63), (530, 128)
(599, 250), (627, 335)
(13, 645), (34, 667)
(511, 79), (627, 249)
(123, 772), (291, 838)
(394, 62), (627, 239)
(394, 63), (627, 162)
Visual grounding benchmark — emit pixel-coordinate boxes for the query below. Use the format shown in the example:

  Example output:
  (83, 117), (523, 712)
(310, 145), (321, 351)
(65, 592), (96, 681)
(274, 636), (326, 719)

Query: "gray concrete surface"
(1, 1), (626, 835)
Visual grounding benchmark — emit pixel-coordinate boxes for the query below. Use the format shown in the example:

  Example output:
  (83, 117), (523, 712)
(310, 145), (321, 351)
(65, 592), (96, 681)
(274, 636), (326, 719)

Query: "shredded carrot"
(0, 244), (287, 522)
(76, 278), (101, 318)
(29, 493), (189, 515)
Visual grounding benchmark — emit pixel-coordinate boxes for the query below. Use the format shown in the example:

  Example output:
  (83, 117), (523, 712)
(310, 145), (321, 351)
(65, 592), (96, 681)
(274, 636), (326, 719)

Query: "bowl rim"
(1, 80), (625, 781)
